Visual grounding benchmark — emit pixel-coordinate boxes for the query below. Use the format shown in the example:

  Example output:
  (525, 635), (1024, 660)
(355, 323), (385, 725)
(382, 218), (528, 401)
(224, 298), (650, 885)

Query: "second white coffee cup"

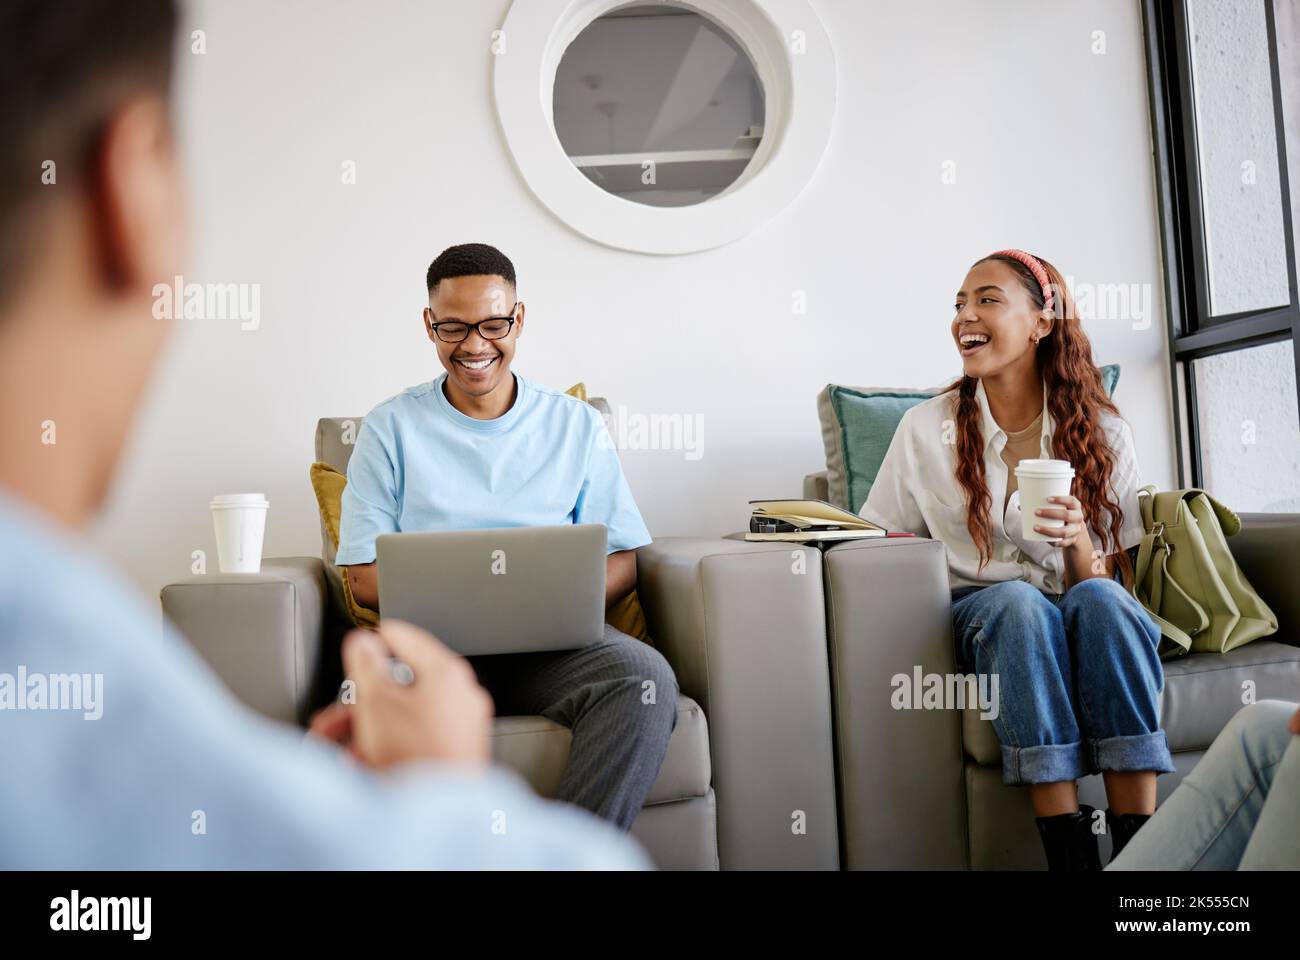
(210, 493), (269, 573)
(1015, 459), (1075, 542)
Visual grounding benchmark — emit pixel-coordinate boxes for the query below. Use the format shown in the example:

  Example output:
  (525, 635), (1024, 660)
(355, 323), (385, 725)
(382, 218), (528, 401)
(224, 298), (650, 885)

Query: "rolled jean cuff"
(1001, 741), (1088, 785)
(1089, 730), (1176, 774)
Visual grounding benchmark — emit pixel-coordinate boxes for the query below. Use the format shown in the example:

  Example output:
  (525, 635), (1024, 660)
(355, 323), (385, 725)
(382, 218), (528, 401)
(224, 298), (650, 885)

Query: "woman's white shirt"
(861, 379), (1146, 593)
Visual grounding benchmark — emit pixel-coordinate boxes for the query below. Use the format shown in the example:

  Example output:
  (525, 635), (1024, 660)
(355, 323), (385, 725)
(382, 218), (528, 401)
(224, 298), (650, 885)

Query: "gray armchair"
(806, 467), (1300, 869)
(158, 409), (843, 870)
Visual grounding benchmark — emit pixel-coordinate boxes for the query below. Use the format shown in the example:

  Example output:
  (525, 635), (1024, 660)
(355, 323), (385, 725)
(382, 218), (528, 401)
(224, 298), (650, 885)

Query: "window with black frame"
(1145, 0), (1300, 511)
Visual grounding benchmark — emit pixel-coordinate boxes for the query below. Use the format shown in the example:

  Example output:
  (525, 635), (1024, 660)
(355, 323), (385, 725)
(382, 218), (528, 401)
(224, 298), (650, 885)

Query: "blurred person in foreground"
(0, 0), (645, 870)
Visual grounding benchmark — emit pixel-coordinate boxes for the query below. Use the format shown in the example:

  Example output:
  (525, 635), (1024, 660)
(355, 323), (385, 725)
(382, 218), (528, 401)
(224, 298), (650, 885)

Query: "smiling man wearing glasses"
(336, 243), (677, 831)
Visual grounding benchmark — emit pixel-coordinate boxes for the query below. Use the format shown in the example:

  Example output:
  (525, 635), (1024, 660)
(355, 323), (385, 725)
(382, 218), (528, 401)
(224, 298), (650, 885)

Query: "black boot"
(1106, 809), (1151, 862)
(1036, 804), (1102, 871)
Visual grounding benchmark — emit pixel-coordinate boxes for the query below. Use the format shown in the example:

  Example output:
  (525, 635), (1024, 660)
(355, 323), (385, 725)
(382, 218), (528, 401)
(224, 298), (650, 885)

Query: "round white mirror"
(553, 4), (766, 208)
(493, 0), (836, 255)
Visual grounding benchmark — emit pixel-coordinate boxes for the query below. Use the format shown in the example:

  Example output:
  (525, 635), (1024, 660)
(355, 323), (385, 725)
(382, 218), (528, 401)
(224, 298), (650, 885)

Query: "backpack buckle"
(1151, 521), (1172, 556)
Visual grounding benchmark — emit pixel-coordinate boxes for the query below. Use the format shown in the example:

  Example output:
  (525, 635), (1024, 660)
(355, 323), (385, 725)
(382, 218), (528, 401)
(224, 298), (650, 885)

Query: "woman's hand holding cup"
(1015, 459), (1075, 544)
(1034, 494), (1089, 550)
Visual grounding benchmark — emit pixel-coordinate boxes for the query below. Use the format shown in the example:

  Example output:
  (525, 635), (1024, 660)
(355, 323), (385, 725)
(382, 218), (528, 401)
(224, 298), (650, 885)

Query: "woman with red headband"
(864, 250), (1172, 870)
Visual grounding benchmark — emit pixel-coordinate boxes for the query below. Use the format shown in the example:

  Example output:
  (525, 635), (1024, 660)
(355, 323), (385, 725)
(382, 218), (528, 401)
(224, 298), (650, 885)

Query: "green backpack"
(1134, 486), (1278, 658)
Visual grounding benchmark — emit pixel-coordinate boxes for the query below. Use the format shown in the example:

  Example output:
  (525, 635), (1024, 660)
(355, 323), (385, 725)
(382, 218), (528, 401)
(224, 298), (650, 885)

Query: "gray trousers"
(468, 625), (678, 831)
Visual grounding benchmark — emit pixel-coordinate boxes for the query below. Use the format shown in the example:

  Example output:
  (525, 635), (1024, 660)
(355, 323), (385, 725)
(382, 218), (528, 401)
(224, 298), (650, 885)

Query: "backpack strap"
(1135, 485), (1194, 656)
(1137, 484), (1157, 531)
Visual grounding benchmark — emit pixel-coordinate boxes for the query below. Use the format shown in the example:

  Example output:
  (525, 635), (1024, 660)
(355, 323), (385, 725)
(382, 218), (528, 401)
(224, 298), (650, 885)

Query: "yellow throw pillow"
(606, 589), (650, 643)
(308, 382), (651, 643)
(309, 461), (378, 628)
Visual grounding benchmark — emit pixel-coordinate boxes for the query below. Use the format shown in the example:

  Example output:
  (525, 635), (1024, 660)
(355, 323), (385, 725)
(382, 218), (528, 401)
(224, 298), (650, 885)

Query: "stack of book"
(745, 499), (888, 542)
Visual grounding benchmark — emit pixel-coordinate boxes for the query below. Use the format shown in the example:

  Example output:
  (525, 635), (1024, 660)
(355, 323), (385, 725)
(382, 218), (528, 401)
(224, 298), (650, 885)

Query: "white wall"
(92, 0), (1178, 600)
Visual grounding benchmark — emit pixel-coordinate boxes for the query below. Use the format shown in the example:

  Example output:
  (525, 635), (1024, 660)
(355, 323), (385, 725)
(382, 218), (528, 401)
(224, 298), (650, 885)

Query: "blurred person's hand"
(1289, 705), (1300, 736)
(308, 620), (493, 768)
(308, 700), (360, 759)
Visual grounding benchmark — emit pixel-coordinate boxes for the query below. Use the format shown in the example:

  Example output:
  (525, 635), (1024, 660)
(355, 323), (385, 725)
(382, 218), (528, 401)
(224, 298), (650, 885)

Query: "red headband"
(990, 248), (1054, 312)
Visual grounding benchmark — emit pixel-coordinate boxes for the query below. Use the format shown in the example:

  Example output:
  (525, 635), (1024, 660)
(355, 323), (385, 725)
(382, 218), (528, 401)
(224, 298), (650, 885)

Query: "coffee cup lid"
(1013, 459), (1074, 478)
(210, 493), (269, 507)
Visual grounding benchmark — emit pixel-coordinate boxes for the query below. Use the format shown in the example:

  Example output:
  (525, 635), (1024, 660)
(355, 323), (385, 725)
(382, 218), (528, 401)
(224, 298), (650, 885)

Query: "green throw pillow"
(817, 364), (1121, 514)
(1100, 362), (1121, 397)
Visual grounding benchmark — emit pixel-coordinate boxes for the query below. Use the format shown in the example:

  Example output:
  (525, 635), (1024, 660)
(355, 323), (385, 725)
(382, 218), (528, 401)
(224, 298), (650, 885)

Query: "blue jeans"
(952, 578), (1174, 785)
(1107, 700), (1300, 869)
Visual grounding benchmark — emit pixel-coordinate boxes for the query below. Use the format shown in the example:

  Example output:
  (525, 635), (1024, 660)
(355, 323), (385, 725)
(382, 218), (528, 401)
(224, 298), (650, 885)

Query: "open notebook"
(746, 499), (887, 542)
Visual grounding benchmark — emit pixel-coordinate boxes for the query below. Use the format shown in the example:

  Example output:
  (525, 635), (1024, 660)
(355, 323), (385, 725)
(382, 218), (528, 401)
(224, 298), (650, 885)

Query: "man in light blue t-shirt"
(337, 243), (678, 830)
(0, 0), (644, 870)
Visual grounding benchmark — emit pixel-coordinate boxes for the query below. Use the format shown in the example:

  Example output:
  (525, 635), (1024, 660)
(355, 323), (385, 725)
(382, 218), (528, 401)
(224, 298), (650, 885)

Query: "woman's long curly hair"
(948, 252), (1133, 585)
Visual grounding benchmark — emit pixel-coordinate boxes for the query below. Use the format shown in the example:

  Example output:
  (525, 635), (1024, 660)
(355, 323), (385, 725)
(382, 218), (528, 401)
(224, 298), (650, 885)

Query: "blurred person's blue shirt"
(336, 373), (652, 565)
(0, 487), (648, 869)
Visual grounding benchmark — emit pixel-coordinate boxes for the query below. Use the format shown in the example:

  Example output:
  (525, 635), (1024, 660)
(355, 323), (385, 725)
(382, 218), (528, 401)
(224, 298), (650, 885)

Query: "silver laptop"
(376, 524), (607, 657)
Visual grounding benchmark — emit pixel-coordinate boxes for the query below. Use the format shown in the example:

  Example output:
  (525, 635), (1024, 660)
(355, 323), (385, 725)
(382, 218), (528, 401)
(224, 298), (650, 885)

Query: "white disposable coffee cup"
(1015, 460), (1075, 542)
(210, 493), (269, 573)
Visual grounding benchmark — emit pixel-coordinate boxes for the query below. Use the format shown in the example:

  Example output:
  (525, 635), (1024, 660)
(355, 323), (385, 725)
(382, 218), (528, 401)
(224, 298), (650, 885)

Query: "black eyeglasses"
(428, 303), (520, 343)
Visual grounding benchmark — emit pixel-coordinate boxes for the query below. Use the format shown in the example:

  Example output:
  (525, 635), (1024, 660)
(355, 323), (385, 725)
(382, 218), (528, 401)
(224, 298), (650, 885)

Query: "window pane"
(1194, 339), (1300, 511)
(1277, 0), (1300, 285)
(553, 4), (765, 208)
(1187, 0), (1291, 316)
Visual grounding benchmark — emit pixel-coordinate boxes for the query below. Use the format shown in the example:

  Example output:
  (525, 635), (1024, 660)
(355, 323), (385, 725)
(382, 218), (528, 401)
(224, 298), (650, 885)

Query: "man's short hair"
(0, 0), (178, 306)
(426, 243), (516, 293)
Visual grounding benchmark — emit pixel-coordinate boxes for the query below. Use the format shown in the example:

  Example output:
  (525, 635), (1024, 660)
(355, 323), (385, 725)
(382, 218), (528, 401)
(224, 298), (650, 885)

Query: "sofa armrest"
(636, 538), (839, 870)
(1233, 513), (1300, 646)
(821, 536), (967, 868)
(160, 557), (333, 727)
(803, 470), (830, 501)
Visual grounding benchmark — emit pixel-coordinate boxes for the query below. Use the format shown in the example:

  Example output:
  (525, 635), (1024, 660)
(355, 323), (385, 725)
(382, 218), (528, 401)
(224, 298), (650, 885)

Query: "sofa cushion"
(818, 365), (1120, 514)
(491, 695), (710, 805)
(961, 699), (1006, 767)
(961, 638), (1300, 764)
(1159, 639), (1300, 751)
(628, 793), (718, 870)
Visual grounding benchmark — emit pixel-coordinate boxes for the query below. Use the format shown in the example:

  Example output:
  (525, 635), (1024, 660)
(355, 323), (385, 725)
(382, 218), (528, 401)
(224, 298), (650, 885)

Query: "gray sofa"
(804, 469), (1300, 869)
(156, 402), (1300, 870)
(160, 408), (843, 870)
